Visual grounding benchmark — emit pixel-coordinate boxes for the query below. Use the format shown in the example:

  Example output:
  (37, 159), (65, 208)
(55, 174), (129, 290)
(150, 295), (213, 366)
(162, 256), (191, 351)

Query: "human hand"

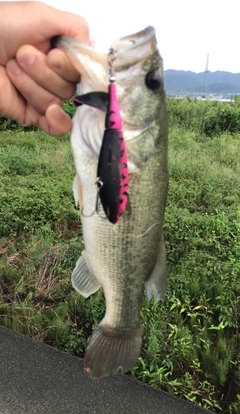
(0, 1), (89, 136)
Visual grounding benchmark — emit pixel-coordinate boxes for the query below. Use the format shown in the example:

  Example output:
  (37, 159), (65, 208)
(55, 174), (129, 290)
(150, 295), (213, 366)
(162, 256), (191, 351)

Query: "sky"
(9, 0), (240, 73)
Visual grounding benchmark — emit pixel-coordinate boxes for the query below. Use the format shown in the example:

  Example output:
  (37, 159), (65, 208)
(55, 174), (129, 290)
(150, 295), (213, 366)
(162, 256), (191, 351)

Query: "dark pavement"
(0, 326), (213, 414)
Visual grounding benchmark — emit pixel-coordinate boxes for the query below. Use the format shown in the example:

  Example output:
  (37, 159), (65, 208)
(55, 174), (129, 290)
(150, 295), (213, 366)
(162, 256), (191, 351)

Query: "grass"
(0, 116), (239, 413)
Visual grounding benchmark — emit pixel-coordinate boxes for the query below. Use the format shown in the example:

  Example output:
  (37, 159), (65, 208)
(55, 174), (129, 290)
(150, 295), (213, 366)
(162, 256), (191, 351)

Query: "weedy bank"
(0, 98), (239, 412)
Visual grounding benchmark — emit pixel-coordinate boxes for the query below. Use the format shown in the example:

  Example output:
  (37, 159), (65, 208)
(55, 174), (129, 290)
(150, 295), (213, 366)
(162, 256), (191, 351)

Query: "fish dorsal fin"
(73, 92), (108, 112)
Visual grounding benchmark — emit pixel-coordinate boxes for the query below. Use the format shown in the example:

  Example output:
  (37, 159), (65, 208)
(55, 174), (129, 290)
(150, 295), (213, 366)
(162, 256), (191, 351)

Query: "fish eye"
(145, 71), (162, 92)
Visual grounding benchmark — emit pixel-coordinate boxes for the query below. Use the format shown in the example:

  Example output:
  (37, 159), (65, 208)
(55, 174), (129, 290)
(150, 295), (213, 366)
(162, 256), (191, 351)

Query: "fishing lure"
(73, 49), (129, 224)
(96, 49), (128, 224)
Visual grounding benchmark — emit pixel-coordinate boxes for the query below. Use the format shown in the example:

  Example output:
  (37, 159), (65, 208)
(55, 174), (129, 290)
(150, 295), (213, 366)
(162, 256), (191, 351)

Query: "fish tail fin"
(83, 324), (142, 379)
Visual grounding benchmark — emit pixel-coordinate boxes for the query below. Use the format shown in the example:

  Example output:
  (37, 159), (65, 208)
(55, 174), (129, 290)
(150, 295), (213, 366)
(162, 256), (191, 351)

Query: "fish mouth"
(112, 26), (155, 50)
(54, 26), (158, 91)
(111, 26), (158, 70)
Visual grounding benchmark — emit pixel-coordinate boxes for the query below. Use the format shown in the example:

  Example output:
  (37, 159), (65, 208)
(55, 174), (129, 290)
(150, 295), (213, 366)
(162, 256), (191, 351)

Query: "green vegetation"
(0, 98), (240, 413)
(168, 95), (240, 137)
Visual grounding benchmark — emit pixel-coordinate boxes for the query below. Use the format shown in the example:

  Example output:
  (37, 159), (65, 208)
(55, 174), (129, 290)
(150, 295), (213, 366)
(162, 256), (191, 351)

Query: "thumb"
(41, 5), (90, 47)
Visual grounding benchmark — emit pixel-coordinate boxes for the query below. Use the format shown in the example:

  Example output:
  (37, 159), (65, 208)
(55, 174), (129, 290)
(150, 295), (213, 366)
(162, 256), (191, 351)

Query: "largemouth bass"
(56, 26), (168, 379)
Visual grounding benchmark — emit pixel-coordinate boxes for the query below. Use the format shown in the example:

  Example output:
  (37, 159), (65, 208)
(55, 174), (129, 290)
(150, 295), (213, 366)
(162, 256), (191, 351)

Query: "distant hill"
(164, 70), (240, 94)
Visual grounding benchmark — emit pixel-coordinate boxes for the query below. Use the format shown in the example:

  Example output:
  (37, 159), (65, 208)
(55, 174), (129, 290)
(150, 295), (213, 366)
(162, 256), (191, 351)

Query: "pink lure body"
(106, 83), (128, 221)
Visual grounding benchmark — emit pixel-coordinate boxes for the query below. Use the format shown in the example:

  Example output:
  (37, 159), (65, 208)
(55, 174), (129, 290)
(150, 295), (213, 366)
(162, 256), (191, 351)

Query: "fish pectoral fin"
(145, 234), (167, 304)
(72, 175), (79, 207)
(71, 254), (101, 298)
(72, 174), (83, 209)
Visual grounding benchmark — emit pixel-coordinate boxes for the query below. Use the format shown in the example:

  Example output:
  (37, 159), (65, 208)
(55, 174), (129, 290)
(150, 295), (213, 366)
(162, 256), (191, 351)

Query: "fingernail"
(7, 60), (22, 76)
(18, 53), (35, 66)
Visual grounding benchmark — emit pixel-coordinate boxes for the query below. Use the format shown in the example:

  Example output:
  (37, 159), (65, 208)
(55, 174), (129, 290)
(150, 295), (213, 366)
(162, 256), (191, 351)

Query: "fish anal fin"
(84, 324), (142, 379)
(71, 253), (100, 298)
(145, 234), (167, 304)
